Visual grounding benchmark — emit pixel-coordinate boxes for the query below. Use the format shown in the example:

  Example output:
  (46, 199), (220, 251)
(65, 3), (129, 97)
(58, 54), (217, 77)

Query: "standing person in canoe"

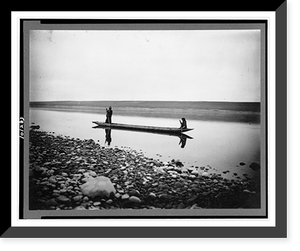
(105, 106), (113, 124)
(179, 118), (187, 130)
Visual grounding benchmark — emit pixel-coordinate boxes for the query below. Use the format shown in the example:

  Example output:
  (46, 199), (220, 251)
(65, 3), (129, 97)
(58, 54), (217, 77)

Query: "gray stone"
(106, 199), (113, 204)
(243, 189), (256, 194)
(80, 176), (116, 198)
(129, 189), (140, 197)
(48, 176), (57, 184)
(114, 193), (121, 199)
(191, 169), (199, 175)
(89, 171), (97, 177)
(56, 195), (70, 204)
(129, 196), (141, 204)
(177, 202), (186, 209)
(45, 198), (58, 207)
(190, 204), (202, 209)
(121, 194), (129, 200)
(74, 206), (86, 210)
(159, 194), (169, 200)
(73, 173), (82, 177)
(149, 192), (156, 198)
(165, 204), (173, 209)
(73, 195), (83, 202)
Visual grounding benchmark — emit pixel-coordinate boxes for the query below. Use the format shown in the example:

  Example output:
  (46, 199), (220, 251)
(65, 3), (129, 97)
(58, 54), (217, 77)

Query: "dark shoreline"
(29, 129), (261, 210)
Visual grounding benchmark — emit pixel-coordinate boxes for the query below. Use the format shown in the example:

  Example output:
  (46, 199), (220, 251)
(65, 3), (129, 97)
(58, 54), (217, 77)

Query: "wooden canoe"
(92, 121), (193, 134)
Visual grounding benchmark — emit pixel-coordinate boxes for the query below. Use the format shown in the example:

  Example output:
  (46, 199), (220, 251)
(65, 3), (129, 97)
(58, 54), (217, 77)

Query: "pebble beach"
(29, 128), (261, 210)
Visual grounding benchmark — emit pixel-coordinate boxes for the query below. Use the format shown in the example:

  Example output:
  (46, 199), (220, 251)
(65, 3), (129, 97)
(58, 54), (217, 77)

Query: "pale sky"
(30, 29), (261, 102)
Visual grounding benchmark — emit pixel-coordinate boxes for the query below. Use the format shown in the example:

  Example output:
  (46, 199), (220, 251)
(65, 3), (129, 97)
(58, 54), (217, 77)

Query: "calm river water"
(29, 108), (261, 179)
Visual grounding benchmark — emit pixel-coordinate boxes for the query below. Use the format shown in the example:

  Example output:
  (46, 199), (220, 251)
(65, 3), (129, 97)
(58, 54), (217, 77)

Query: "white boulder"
(80, 176), (116, 198)
(201, 172), (209, 177)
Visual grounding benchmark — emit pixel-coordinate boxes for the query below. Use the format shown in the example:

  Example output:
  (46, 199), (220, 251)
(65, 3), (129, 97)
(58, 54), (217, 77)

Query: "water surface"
(30, 108), (261, 179)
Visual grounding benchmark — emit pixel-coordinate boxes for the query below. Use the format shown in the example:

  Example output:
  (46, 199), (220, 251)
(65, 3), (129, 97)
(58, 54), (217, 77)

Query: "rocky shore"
(29, 129), (260, 210)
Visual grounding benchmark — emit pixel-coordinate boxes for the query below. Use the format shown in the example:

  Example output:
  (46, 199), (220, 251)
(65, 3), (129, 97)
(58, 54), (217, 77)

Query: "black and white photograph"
(6, 4), (291, 242)
(25, 21), (267, 218)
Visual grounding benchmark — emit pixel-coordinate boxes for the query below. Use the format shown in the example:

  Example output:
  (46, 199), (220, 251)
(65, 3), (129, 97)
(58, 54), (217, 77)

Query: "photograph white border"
(11, 11), (276, 228)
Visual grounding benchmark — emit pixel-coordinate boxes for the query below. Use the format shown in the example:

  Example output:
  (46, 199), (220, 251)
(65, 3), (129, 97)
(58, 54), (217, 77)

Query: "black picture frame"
(1, 1), (288, 239)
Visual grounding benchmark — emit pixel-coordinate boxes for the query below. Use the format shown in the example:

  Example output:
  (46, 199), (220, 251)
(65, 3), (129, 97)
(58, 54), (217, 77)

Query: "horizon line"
(30, 99), (261, 103)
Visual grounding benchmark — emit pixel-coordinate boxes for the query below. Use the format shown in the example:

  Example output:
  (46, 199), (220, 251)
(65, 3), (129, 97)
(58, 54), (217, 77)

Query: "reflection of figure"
(106, 106), (113, 123)
(179, 118), (187, 130)
(105, 129), (112, 146)
(179, 134), (187, 148)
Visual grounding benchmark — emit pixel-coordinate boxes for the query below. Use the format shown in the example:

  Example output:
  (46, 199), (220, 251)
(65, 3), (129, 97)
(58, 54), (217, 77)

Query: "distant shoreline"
(30, 100), (260, 111)
(30, 101), (260, 123)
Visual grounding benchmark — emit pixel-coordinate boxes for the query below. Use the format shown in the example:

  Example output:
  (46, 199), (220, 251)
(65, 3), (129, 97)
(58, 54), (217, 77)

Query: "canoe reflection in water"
(179, 134), (187, 148)
(93, 123), (193, 149)
(105, 129), (112, 146)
